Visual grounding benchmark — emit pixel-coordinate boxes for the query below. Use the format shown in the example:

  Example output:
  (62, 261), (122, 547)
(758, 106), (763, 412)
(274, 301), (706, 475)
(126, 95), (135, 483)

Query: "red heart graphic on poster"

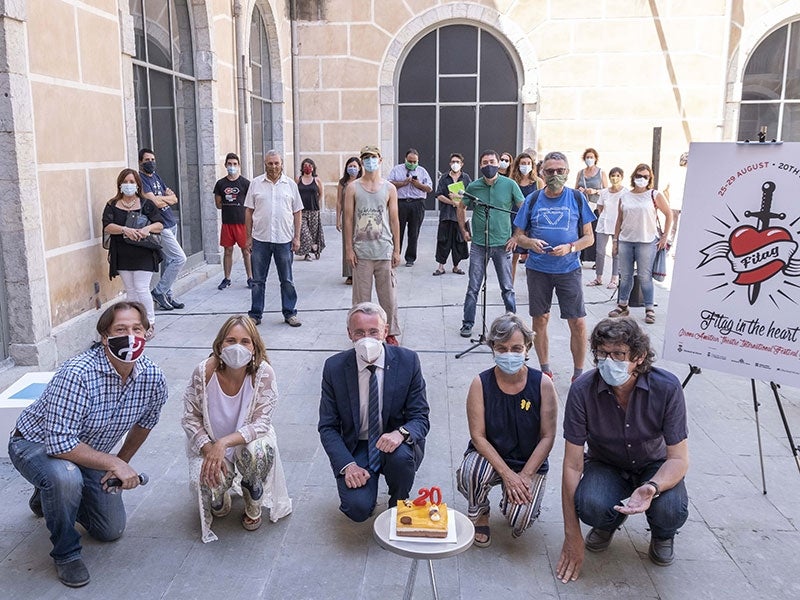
(729, 225), (790, 285)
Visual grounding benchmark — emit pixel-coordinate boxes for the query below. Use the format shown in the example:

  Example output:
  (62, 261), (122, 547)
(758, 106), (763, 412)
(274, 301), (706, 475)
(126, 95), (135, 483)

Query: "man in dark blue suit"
(319, 302), (430, 522)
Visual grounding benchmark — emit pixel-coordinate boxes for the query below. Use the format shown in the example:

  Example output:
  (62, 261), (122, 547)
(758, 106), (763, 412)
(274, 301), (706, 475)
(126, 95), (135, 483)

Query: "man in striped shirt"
(7, 301), (168, 588)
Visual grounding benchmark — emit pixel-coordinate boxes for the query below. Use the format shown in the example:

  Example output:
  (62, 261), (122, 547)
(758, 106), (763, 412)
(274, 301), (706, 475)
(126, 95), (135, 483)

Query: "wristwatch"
(569, 243), (576, 253)
(645, 480), (661, 498)
(398, 426), (412, 444)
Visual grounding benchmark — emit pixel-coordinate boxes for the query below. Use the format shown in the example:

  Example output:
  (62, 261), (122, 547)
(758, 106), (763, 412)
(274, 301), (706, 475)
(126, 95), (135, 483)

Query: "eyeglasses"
(594, 349), (629, 361)
(542, 168), (567, 176)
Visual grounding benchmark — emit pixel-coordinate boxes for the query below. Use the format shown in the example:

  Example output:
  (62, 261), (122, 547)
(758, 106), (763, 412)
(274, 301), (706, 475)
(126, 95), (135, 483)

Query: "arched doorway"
(396, 24), (521, 208)
(737, 20), (800, 141)
(130, 0), (203, 256)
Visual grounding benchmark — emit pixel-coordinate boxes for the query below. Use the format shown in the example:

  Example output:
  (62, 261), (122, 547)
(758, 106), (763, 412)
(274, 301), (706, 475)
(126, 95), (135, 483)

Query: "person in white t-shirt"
(244, 150), (304, 327)
(586, 167), (625, 289)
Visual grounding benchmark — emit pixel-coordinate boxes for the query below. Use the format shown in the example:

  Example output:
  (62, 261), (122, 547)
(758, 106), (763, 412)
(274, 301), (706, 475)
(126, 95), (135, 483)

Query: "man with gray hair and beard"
(513, 151), (596, 381)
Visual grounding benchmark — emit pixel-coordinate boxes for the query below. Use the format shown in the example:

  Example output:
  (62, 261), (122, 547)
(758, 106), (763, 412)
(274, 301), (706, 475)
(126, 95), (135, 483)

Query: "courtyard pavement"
(2, 223), (800, 599)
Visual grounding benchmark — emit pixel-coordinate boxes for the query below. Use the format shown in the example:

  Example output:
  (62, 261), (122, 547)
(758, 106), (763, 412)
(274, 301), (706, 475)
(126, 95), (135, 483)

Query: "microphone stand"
(456, 192), (515, 358)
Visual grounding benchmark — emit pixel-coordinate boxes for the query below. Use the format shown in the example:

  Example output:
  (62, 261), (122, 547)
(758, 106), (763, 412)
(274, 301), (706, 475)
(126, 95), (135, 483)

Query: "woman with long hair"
(609, 164), (672, 324)
(337, 156), (362, 284)
(101, 168), (164, 339)
(296, 157), (326, 260)
(497, 151), (514, 178)
(181, 315), (292, 542)
(510, 152), (545, 284)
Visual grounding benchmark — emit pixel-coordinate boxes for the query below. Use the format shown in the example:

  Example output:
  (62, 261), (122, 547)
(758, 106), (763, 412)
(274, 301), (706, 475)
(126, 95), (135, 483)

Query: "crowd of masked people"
(7, 144), (688, 588)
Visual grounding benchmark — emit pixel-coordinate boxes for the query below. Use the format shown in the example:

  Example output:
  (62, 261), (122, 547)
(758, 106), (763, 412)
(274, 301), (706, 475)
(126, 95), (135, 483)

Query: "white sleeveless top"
(618, 189), (659, 243)
(207, 372), (253, 460)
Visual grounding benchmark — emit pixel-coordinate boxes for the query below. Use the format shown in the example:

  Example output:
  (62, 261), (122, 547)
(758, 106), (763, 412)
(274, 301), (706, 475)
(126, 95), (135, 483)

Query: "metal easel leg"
(769, 381), (800, 475)
(751, 379), (767, 494)
(403, 559), (419, 600)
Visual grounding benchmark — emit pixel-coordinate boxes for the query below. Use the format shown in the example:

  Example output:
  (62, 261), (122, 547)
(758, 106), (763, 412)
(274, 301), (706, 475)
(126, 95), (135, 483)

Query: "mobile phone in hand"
(542, 244), (553, 253)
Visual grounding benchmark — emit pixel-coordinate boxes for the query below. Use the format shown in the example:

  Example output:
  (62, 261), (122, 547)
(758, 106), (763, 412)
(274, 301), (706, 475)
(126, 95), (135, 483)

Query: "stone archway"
(378, 3), (540, 157)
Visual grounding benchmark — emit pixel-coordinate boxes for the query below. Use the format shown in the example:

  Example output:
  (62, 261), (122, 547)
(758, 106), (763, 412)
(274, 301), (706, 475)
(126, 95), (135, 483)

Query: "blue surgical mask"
(494, 352), (526, 375)
(226, 166), (239, 176)
(120, 183), (138, 196)
(347, 166), (359, 177)
(597, 357), (632, 387)
(363, 157), (380, 173)
(481, 165), (499, 179)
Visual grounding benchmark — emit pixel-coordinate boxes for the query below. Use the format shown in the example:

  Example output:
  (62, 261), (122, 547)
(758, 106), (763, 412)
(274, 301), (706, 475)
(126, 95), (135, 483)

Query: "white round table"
(372, 508), (475, 600)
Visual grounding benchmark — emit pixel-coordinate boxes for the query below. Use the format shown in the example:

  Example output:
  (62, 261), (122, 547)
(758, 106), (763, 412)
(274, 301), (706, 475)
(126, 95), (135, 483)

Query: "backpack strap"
(572, 188), (584, 239)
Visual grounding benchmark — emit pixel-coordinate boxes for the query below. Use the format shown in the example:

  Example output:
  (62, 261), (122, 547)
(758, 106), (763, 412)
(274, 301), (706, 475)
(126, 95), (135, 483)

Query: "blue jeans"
(574, 458), (688, 539)
(8, 436), (126, 563)
(335, 440), (417, 523)
(462, 244), (515, 327)
(249, 240), (298, 320)
(152, 225), (187, 296)
(617, 239), (657, 308)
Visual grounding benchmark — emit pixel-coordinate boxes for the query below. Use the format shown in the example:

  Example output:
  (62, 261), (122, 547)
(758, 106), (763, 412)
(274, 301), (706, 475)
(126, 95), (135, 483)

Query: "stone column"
(0, 1), (56, 368)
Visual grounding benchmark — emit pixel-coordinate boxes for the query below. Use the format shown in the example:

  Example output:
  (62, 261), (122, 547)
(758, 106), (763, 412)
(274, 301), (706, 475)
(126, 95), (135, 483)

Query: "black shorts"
(526, 268), (586, 319)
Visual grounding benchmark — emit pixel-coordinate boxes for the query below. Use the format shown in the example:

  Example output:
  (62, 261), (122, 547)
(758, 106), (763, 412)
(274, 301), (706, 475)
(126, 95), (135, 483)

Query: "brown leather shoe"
(584, 527), (616, 552)
(648, 536), (675, 566)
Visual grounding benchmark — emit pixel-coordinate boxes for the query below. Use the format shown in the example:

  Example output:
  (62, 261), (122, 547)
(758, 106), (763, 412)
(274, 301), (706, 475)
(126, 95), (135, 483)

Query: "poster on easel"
(663, 142), (800, 389)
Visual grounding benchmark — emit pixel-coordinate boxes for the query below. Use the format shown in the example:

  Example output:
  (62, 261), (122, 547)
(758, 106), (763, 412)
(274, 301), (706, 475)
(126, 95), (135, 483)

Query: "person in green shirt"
(457, 150), (524, 338)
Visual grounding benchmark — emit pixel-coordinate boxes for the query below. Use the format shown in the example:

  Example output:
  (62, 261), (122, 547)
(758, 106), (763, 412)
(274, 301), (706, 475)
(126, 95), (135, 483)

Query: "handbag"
(123, 210), (162, 250)
(651, 190), (668, 282)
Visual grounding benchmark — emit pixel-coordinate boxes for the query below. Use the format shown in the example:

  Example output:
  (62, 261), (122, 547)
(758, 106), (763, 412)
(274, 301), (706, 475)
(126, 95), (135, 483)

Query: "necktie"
(367, 364), (381, 473)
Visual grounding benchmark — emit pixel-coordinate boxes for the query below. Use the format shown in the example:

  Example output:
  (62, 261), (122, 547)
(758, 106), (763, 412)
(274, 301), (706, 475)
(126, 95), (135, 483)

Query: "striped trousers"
(456, 450), (547, 538)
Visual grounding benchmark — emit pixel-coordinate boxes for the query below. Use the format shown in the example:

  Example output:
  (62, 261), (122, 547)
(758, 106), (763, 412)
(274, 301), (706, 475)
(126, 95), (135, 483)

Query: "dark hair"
(300, 158), (317, 177)
(449, 153), (464, 162)
(96, 301), (150, 337)
(339, 156), (362, 187)
(590, 317), (655, 374)
(479, 149), (499, 162)
(405, 148), (419, 159)
(631, 163), (654, 189)
(498, 151), (514, 174)
(582, 147), (599, 162)
(108, 168), (144, 205)
(225, 152), (240, 164)
(609, 166), (624, 177)
(138, 148), (154, 162)
(511, 152), (536, 185)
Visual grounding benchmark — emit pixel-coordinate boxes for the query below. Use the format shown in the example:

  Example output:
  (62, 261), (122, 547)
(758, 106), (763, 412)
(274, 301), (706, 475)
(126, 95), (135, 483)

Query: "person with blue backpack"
(513, 151), (596, 381)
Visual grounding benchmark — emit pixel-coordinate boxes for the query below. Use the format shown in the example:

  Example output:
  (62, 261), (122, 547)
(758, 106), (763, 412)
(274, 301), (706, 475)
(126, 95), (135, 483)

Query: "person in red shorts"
(214, 153), (252, 289)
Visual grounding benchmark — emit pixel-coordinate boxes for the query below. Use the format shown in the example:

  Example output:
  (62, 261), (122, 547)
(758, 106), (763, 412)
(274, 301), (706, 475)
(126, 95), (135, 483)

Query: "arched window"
(130, 0), (202, 256)
(250, 6), (274, 177)
(738, 20), (800, 141)
(397, 24), (520, 207)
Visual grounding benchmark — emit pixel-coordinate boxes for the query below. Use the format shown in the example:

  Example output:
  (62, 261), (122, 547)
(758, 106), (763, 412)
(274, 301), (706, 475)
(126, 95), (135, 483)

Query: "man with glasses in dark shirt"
(556, 317), (689, 582)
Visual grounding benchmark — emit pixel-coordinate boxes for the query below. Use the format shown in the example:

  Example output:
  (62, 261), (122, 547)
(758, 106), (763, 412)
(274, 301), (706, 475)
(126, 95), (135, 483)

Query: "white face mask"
(120, 183), (138, 196)
(450, 162), (462, 172)
(498, 159), (510, 169)
(634, 177), (649, 188)
(519, 164), (532, 175)
(354, 336), (383, 364)
(220, 343), (253, 369)
(585, 158), (596, 167)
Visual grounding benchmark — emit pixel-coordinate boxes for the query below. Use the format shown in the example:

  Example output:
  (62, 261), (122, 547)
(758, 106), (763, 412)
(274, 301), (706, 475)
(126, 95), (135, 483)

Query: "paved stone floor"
(2, 224), (800, 599)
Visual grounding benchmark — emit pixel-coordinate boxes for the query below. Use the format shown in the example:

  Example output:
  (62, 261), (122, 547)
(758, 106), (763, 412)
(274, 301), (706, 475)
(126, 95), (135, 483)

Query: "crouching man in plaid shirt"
(8, 301), (168, 588)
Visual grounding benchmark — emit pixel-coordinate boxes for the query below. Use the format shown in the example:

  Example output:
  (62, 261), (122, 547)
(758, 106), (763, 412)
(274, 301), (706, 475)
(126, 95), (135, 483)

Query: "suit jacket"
(318, 344), (430, 476)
